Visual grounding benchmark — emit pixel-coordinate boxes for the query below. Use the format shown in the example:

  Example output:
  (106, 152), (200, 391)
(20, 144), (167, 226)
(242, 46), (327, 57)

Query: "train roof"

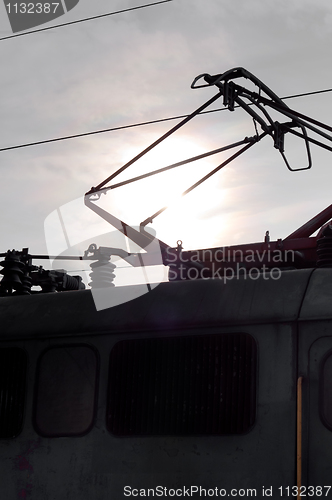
(1, 268), (331, 339)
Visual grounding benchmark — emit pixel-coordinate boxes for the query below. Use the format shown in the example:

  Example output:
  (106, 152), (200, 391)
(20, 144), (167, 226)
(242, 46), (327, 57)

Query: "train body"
(1, 267), (332, 499)
(3, 66), (332, 499)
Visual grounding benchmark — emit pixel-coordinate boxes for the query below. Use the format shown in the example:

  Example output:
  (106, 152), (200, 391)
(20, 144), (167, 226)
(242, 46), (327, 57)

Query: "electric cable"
(1, 87), (332, 153)
(0, 0), (173, 41)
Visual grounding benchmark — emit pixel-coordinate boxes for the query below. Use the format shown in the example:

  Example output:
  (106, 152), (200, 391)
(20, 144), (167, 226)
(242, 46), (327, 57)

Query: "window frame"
(33, 343), (99, 438)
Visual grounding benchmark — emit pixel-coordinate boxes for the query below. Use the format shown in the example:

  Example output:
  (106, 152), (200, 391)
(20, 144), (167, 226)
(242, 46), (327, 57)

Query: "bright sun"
(99, 135), (230, 250)
(44, 134), (240, 287)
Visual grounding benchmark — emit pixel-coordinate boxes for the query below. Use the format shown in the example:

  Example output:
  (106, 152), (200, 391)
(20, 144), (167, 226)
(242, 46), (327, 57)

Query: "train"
(2, 68), (332, 499)
(2, 260), (332, 498)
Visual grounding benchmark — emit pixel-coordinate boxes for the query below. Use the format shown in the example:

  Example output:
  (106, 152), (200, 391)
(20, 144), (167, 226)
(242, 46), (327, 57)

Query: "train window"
(0, 348), (27, 439)
(34, 345), (98, 437)
(107, 333), (256, 436)
(320, 351), (332, 430)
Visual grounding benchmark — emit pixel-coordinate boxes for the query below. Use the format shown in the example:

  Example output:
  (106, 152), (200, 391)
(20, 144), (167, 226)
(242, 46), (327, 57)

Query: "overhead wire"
(1, 87), (332, 153)
(0, 0), (173, 41)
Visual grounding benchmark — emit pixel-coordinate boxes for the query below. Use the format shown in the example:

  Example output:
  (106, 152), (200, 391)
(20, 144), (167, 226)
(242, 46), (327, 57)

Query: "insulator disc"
(20, 275), (32, 295)
(89, 260), (116, 289)
(65, 275), (83, 290)
(0, 261), (24, 275)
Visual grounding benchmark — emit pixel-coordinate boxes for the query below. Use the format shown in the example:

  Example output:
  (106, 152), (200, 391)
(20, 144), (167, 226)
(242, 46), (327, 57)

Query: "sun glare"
(98, 135), (231, 249)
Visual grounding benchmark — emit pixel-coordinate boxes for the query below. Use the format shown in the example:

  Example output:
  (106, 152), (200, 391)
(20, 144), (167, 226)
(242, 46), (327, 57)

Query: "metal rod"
(257, 96), (332, 143)
(92, 138), (256, 194)
(209, 75), (332, 144)
(234, 95), (273, 134)
(287, 128), (332, 153)
(0, 254), (83, 260)
(297, 377), (303, 500)
(88, 91), (223, 194)
(84, 195), (170, 253)
(140, 133), (265, 226)
(258, 93), (332, 134)
(181, 135), (264, 196)
(285, 203), (332, 239)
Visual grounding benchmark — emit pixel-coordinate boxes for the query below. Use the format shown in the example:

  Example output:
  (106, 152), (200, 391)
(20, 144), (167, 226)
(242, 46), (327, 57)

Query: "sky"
(1, 0), (332, 285)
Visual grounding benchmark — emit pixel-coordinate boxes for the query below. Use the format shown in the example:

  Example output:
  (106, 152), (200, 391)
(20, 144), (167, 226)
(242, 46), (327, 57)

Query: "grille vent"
(0, 348), (27, 438)
(107, 333), (256, 436)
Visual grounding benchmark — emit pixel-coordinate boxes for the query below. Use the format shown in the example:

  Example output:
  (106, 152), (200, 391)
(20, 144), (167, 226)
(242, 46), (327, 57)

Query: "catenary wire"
(1, 87), (332, 153)
(0, 0), (173, 41)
